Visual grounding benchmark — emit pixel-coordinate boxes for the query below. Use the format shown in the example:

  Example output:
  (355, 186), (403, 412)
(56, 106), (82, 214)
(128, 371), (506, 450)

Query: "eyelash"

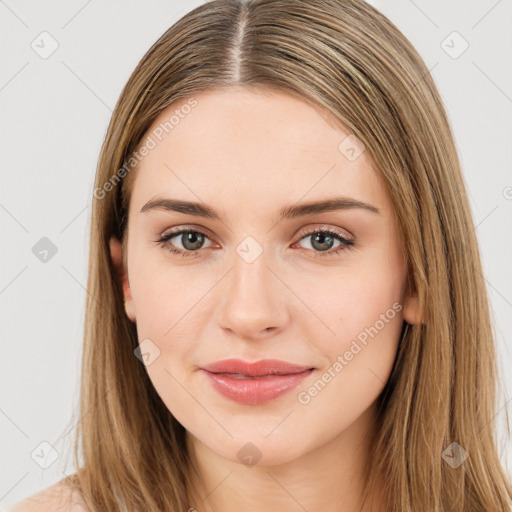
(154, 226), (355, 259)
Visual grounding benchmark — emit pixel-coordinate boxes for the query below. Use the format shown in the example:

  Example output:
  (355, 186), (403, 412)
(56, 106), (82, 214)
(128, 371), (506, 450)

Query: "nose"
(215, 247), (290, 340)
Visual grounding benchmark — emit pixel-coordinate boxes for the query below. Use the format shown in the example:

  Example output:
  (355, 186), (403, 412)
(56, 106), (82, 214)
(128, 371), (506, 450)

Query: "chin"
(197, 427), (314, 468)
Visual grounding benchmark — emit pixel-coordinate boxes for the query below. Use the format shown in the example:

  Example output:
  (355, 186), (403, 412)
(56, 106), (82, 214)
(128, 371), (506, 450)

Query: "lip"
(200, 359), (315, 405)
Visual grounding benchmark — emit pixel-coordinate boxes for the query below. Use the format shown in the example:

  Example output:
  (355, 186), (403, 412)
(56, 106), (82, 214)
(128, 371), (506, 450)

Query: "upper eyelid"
(159, 225), (217, 244)
(297, 224), (353, 241)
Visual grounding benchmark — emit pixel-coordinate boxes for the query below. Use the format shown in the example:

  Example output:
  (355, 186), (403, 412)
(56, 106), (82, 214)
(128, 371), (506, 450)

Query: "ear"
(403, 288), (423, 325)
(109, 236), (136, 322)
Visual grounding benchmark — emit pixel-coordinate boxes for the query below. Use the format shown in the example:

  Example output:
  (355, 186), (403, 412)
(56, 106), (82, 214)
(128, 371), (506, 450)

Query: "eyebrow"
(140, 196), (380, 220)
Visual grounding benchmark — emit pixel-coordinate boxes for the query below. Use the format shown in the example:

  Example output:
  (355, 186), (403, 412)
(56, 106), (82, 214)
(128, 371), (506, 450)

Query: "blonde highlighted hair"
(60, 1), (511, 510)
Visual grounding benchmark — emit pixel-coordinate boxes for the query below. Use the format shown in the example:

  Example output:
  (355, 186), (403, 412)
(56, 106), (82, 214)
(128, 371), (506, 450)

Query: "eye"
(293, 226), (355, 257)
(155, 228), (214, 258)
(155, 225), (355, 259)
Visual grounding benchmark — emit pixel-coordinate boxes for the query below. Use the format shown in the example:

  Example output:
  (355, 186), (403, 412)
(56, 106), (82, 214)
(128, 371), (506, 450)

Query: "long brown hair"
(61, 0), (512, 510)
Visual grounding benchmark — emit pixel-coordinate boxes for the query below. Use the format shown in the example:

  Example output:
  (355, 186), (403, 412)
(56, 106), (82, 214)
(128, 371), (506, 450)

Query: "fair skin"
(10, 87), (420, 512)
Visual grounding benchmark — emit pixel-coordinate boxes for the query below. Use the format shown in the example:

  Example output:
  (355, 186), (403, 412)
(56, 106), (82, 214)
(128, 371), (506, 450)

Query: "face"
(110, 86), (419, 467)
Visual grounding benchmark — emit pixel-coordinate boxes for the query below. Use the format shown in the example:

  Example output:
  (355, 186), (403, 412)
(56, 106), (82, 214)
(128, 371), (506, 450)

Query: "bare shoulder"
(8, 480), (90, 512)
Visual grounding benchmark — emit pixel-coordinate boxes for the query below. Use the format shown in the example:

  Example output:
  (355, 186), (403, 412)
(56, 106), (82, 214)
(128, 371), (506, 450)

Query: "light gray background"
(1, 0), (511, 508)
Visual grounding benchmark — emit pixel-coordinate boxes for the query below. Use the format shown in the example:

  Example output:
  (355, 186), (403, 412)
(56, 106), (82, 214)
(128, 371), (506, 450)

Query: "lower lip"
(201, 369), (315, 405)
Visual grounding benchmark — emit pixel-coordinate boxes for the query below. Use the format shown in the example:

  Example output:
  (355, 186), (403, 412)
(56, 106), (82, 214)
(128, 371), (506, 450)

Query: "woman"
(11, 0), (512, 510)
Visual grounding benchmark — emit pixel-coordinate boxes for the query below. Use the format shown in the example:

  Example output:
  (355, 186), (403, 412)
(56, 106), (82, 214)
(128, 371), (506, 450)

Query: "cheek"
(128, 264), (208, 419)
(293, 272), (404, 438)
(292, 250), (405, 415)
(295, 258), (405, 350)
(128, 260), (220, 392)
(129, 255), (205, 338)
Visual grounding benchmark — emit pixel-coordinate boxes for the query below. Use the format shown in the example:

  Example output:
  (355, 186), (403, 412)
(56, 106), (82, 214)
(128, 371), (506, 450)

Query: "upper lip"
(201, 359), (314, 377)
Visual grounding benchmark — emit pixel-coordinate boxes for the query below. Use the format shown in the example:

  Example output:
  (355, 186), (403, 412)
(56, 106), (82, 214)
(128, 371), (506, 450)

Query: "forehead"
(128, 87), (391, 217)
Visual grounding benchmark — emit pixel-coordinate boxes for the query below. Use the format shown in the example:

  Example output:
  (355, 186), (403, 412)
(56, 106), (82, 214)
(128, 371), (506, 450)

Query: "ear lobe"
(109, 236), (135, 321)
(403, 289), (423, 325)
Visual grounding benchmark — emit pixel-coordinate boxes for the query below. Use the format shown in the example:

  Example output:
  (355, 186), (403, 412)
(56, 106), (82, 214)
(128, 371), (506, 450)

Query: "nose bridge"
(215, 239), (289, 337)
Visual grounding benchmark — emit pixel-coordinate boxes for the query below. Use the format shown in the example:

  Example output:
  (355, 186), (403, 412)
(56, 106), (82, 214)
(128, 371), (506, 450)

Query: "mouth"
(200, 358), (315, 377)
(199, 359), (315, 405)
